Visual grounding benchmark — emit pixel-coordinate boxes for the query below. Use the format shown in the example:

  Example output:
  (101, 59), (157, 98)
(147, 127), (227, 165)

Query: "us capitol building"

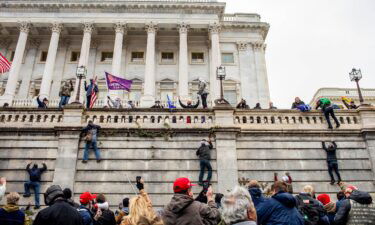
(0, 0), (270, 108)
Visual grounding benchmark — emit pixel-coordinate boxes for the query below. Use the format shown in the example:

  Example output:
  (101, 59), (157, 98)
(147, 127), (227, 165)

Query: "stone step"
(0, 160), (55, 170)
(0, 140), (58, 148)
(84, 141), (214, 149)
(236, 136), (365, 142)
(237, 159), (371, 170)
(0, 149), (58, 159)
(236, 141), (366, 149)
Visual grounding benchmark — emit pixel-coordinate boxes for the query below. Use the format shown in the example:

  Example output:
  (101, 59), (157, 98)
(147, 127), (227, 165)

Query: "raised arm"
(26, 163), (31, 172)
(315, 101), (321, 110)
(332, 141), (337, 149)
(179, 99), (187, 108)
(41, 163), (47, 173)
(322, 142), (327, 151)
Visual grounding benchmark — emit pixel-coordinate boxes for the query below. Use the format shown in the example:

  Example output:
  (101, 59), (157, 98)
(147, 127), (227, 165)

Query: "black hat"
(44, 185), (64, 206)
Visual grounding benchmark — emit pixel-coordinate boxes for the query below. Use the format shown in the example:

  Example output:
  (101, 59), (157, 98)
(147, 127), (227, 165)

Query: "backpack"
(295, 195), (321, 225)
(320, 98), (331, 106)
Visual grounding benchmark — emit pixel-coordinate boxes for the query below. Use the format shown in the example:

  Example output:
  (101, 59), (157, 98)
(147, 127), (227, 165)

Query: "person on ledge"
(151, 100), (164, 109)
(269, 102), (277, 109)
(59, 80), (74, 109)
(236, 98), (250, 109)
(196, 138), (213, 185)
(82, 120), (101, 163)
(179, 97), (200, 109)
(253, 103), (262, 109)
(198, 78), (209, 109)
(322, 141), (342, 185)
(84, 79), (99, 109)
(291, 97), (305, 109)
(24, 162), (47, 209)
(36, 96), (48, 108)
(316, 98), (340, 129)
(107, 96), (123, 109)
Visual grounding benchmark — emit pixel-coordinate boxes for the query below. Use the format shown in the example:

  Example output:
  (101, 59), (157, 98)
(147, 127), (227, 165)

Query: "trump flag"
(105, 72), (132, 91)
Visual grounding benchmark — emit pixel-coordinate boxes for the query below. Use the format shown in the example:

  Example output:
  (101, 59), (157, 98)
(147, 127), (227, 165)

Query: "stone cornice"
(222, 22), (270, 40)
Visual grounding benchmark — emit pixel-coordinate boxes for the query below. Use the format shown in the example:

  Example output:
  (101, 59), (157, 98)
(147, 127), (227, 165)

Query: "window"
(131, 52), (144, 62)
(40, 51), (48, 62)
(191, 52), (204, 63)
(101, 52), (113, 62)
(161, 52), (174, 63)
(224, 90), (237, 106)
(222, 53), (234, 64)
(9, 51), (15, 61)
(70, 51), (80, 62)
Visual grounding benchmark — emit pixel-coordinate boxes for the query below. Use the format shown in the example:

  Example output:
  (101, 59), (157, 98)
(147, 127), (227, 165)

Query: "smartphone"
(136, 176), (142, 183)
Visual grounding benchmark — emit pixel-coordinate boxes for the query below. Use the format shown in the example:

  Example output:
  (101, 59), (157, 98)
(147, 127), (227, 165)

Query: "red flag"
(89, 76), (98, 108)
(0, 53), (11, 74)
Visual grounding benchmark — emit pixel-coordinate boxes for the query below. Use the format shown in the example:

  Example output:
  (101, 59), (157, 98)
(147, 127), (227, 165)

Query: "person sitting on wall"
(36, 96), (48, 108)
(342, 97), (358, 109)
(151, 100), (164, 109)
(253, 103), (262, 109)
(107, 96), (123, 109)
(316, 98), (340, 129)
(322, 141), (342, 185)
(292, 97), (311, 112)
(82, 120), (102, 163)
(269, 102), (277, 109)
(84, 79), (99, 109)
(23, 162), (47, 209)
(125, 101), (135, 109)
(58, 80), (74, 109)
(179, 97), (200, 109)
(236, 98), (250, 109)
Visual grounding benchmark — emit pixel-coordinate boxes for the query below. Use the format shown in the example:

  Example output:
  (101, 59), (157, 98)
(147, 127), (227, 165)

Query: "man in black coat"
(196, 138), (213, 185)
(33, 185), (83, 225)
(23, 162), (47, 209)
(322, 141), (342, 185)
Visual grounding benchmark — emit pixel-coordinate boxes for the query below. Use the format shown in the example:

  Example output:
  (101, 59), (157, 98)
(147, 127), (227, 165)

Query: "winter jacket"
(162, 193), (221, 225)
(0, 204), (25, 225)
(322, 142), (338, 162)
(295, 193), (329, 225)
(257, 191), (304, 225)
(82, 124), (101, 142)
(196, 141), (213, 160)
(197, 82), (208, 95)
(85, 82), (99, 97)
(179, 99), (200, 109)
(236, 102), (250, 109)
(0, 184), (5, 202)
(33, 199), (84, 225)
(323, 202), (336, 225)
(60, 81), (74, 97)
(36, 97), (48, 108)
(115, 208), (128, 224)
(95, 209), (116, 225)
(291, 101), (305, 109)
(248, 187), (267, 208)
(334, 190), (374, 225)
(78, 205), (93, 225)
(66, 198), (80, 208)
(26, 163), (47, 182)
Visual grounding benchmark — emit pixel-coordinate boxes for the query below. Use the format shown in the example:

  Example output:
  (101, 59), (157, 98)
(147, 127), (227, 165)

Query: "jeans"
(24, 181), (41, 207)
(327, 161), (342, 182)
(86, 95), (92, 109)
(201, 93), (208, 109)
(323, 106), (340, 128)
(83, 141), (101, 161)
(199, 159), (212, 183)
(58, 96), (70, 108)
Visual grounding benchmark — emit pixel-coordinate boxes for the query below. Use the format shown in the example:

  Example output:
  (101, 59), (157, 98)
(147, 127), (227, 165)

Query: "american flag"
(89, 76), (98, 108)
(0, 53), (11, 74)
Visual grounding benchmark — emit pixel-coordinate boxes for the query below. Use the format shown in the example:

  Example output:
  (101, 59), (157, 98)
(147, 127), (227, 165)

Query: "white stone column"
(39, 22), (63, 99)
(110, 22), (126, 97)
(209, 23), (222, 102)
(141, 22), (157, 107)
(50, 39), (70, 99)
(253, 42), (270, 108)
(17, 39), (41, 99)
(237, 42), (258, 107)
(178, 23), (189, 101)
(71, 22), (94, 104)
(0, 22), (30, 105)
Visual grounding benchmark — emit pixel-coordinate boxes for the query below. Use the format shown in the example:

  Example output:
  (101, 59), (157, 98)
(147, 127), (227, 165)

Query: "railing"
(0, 109), (63, 127)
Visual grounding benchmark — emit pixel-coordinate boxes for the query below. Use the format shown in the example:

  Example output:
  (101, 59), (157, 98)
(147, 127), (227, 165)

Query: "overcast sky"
(224, 0), (375, 108)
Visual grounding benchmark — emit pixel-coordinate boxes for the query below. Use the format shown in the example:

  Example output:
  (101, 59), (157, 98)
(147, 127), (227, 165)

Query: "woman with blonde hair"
(120, 179), (163, 225)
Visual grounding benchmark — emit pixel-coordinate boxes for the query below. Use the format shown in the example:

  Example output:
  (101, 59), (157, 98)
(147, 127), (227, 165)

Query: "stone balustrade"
(0, 107), (371, 131)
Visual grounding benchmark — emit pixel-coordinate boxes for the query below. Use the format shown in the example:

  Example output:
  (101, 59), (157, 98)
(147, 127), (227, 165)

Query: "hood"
(249, 188), (262, 198)
(167, 194), (194, 214)
(3, 204), (19, 212)
(273, 192), (296, 208)
(350, 190), (373, 204)
(323, 202), (336, 213)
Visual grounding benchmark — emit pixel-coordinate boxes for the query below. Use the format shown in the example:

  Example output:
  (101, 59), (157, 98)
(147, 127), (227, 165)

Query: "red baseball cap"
(80, 192), (96, 204)
(173, 177), (196, 193)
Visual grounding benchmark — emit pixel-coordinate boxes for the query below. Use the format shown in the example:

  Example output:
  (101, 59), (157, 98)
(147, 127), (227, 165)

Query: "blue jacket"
(0, 206), (25, 225)
(248, 187), (267, 209)
(257, 191), (304, 225)
(77, 205), (93, 225)
(85, 82), (99, 97)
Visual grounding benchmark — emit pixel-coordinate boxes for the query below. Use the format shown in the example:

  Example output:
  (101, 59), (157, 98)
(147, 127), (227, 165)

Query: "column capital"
(114, 22), (127, 34)
(237, 42), (250, 51)
(145, 22), (158, 34)
(82, 22), (94, 34)
(209, 22), (221, 34)
(250, 42), (266, 51)
(18, 21), (31, 33)
(51, 22), (63, 34)
(178, 23), (190, 34)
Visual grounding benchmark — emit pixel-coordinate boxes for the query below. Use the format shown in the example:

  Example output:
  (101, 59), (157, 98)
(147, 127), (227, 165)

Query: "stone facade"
(0, 0), (271, 108)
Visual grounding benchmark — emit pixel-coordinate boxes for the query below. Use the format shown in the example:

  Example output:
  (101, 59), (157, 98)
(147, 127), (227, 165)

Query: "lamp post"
(215, 65), (230, 106)
(349, 68), (364, 105)
(71, 65), (87, 105)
